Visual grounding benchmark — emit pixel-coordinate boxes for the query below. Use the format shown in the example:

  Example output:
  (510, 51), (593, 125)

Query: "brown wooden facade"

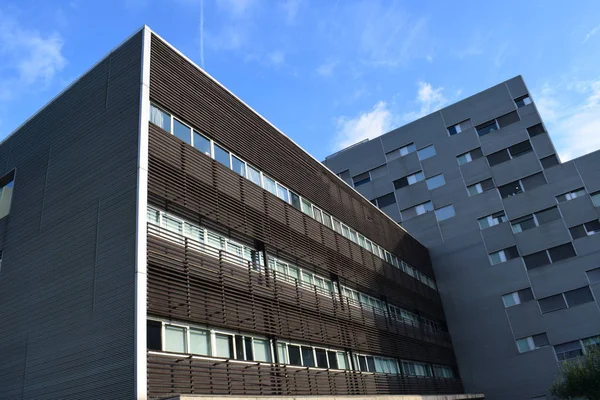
(146, 33), (463, 398)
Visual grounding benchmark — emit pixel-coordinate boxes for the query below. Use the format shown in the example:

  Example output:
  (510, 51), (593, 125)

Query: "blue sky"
(1, 0), (600, 161)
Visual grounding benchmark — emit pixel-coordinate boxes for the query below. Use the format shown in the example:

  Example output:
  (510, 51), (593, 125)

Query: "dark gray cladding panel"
(324, 138), (386, 176)
(504, 75), (529, 99)
(0, 31), (142, 399)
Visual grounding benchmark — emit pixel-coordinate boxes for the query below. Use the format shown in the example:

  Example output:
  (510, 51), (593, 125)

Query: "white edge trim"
(135, 26), (151, 400)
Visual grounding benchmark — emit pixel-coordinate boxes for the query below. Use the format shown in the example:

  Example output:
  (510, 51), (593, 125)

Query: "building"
(0, 26), (482, 400)
(324, 76), (600, 400)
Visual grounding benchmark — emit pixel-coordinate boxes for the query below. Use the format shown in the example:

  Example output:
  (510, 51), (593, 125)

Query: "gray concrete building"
(323, 76), (600, 400)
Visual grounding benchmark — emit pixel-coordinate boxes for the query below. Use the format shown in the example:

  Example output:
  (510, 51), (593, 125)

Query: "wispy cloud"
(582, 25), (600, 44)
(279, 0), (303, 24)
(534, 79), (600, 161)
(0, 9), (67, 101)
(216, 0), (258, 18)
(267, 51), (285, 68)
(316, 58), (339, 77)
(402, 81), (450, 121)
(333, 101), (395, 150)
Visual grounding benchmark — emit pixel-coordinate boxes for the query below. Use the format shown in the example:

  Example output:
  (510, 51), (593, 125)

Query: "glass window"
(190, 329), (210, 355)
(540, 154), (559, 169)
(508, 140), (533, 158)
(476, 120), (498, 136)
(401, 143), (416, 156)
(301, 198), (313, 216)
(524, 251), (551, 270)
(587, 267), (600, 284)
(313, 207), (323, 223)
(535, 207), (561, 225)
(521, 173), (547, 191)
(247, 165), (262, 186)
(548, 243), (576, 262)
(426, 174), (445, 190)
(554, 340), (583, 361)
(276, 183), (289, 202)
(301, 346), (315, 367)
(591, 191), (600, 207)
(214, 144), (230, 168)
(184, 223), (204, 242)
(165, 325), (187, 353)
(263, 175), (277, 195)
(287, 345), (301, 365)
(487, 149), (511, 167)
(231, 155), (246, 176)
(173, 118), (192, 144)
(341, 225), (350, 238)
(499, 180), (523, 198)
(147, 320), (162, 351)
(150, 104), (171, 132)
(556, 188), (586, 203)
(253, 339), (271, 362)
(332, 218), (342, 233)
(527, 123), (545, 137)
(478, 211), (506, 229)
(352, 172), (371, 187)
(277, 343), (288, 364)
(193, 131), (211, 156)
(322, 212), (333, 229)
(539, 294), (567, 313)
(375, 193), (396, 208)
(290, 191), (301, 210)
(511, 215), (536, 233)
(163, 215), (183, 234)
(515, 95), (532, 108)
(315, 348), (328, 368)
(516, 337), (534, 353)
(147, 207), (160, 225)
(447, 119), (472, 136)
(502, 292), (520, 307)
(337, 352), (348, 369)
(564, 286), (594, 307)
(435, 205), (455, 221)
(215, 334), (233, 358)
(417, 145), (436, 160)
(497, 110), (520, 128)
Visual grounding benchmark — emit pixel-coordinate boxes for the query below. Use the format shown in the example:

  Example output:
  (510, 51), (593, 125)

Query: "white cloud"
(402, 81), (449, 121)
(216, 0), (257, 18)
(0, 10), (67, 99)
(316, 58), (339, 77)
(333, 101), (394, 150)
(582, 25), (600, 44)
(534, 79), (600, 161)
(267, 51), (285, 67)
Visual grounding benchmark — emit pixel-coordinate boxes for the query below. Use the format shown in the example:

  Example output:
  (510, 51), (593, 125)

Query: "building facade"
(0, 27), (476, 400)
(324, 76), (600, 400)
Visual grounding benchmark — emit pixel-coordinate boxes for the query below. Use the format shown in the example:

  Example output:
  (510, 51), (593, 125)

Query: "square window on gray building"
(447, 120), (472, 136)
(548, 243), (576, 263)
(524, 250), (551, 270)
(591, 191), (600, 207)
(540, 154), (559, 169)
(502, 288), (534, 307)
(515, 95), (532, 108)
(489, 246), (519, 265)
(417, 145), (436, 160)
(457, 148), (483, 165)
(478, 211), (507, 229)
(370, 165), (388, 180)
(539, 294), (567, 313)
(352, 172), (371, 187)
(499, 180), (523, 198)
(564, 286), (594, 307)
(385, 143), (416, 161)
(556, 188), (586, 203)
(426, 174), (445, 190)
(373, 193), (396, 209)
(587, 267), (600, 284)
(554, 340), (583, 361)
(394, 171), (424, 189)
(570, 220), (600, 239)
(497, 111), (521, 128)
(535, 207), (561, 225)
(511, 215), (536, 233)
(435, 205), (455, 222)
(527, 123), (545, 137)
(467, 178), (494, 196)
(508, 140), (533, 157)
(521, 172), (547, 191)
(476, 120), (499, 136)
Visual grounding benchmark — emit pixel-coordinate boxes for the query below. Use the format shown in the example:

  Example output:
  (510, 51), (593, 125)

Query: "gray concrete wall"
(324, 76), (600, 400)
(0, 32), (142, 399)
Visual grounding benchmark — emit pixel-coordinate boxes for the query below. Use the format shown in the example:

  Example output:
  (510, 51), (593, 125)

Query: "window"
(535, 207), (561, 225)
(478, 211), (507, 229)
(554, 341), (583, 361)
(263, 175), (277, 196)
(525, 243), (576, 270)
(247, 165), (262, 186)
(426, 174), (445, 190)
(582, 336), (600, 354)
(516, 333), (549, 353)
(385, 143), (416, 161)
(548, 243), (576, 262)
(489, 246), (519, 265)
(591, 191), (600, 207)
(497, 111), (521, 128)
(435, 205), (455, 222)
(147, 320), (162, 351)
(556, 188), (586, 203)
(539, 294), (567, 313)
(150, 104), (171, 132)
(457, 148), (483, 165)
(515, 95), (532, 108)
(215, 334), (233, 358)
(290, 191), (301, 210)
(570, 220), (600, 239)
(417, 145), (436, 160)
(433, 365), (454, 379)
(401, 361), (432, 377)
(476, 120), (498, 136)
(587, 267), (600, 284)
(467, 178), (494, 196)
(499, 180), (523, 198)
(193, 131), (211, 156)
(372, 193), (396, 209)
(527, 123), (545, 137)
(231, 155), (246, 176)
(540, 154), (559, 169)
(165, 325), (187, 353)
(524, 250), (551, 270)
(511, 215), (536, 233)
(564, 286), (594, 307)
(0, 171), (15, 219)
(352, 172), (371, 187)
(401, 201), (433, 220)
(190, 329), (211, 356)
(487, 149), (511, 167)
(521, 172), (547, 191)
(502, 288), (534, 308)
(276, 183), (289, 202)
(253, 338), (271, 362)
(337, 170), (350, 181)
(214, 144), (230, 168)
(447, 119), (472, 136)
(393, 171), (424, 189)
(173, 118), (192, 144)
(511, 207), (561, 233)
(487, 140), (533, 166)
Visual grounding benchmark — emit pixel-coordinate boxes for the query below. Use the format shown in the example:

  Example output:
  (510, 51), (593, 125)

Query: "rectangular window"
(497, 110), (520, 128)
(521, 172), (547, 191)
(570, 220), (600, 239)
(394, 171), (424, 189)
(539, 294), (567, 313)
(426, 174), (445, 190)
(231, 155), (246, 176)
(147, 320), (162, 351)
(467, 178), (494, 196)
(478, 211), (507, 229)
(487, 149), (511, 167)
(447, 119), (472, 136)
(548, 243), (576, 262)
(515, 95), (532, 108)
(147, 207), (160, 225)
(508, 140), (533, 158)
(489, 246), (519, 265)
(352, 172), (371, 187)
(564, 286), (594, 307)
(214, 144), (230, 168)
(401, 201), (433, 220)
(524, 250), (551, 270)
(499, 180), (524, 198)
(435, 205), (455, 222)
(554, 341), (583, 361)
(190, 329), (210, 356)
(587, 267), (600, 284)
(150, 104), (171, 132)
(476, 120), (499, 136)
(502, 288), (534, 307)
(337, 352), (349, 370)
(527, 123), (545, 137)
(373, 193), (396, 209)
(386, 143), (416, 161)
(457, 148), (483, 165)
(556, 188), (586, 203)
(288, 345), (302, 366)
(173, 118), (192, 144)
(511, 215), (536, 233)
(535, 207), (561, 225)
(253, 339), (270, 362)
(263, 175), (277, 195)
(517, 333), (549, 353)
(315, 348), (328, 368)
(290, 191), (301, 210)
(247, 165), (262, 186)
(215, 334), (233, 358)
(193, 131), (211, 156)
(301, 346), (315, 367)
(540, 154), (559, 169)
(591, 191), (600, 207)
(417, 145), (436, 160)
(277, 343), (288, 364)
(276, 183), (289, 203)
(165, 325), (187, 353)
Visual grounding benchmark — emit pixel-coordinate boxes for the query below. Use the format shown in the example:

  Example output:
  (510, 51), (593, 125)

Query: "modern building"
(324, 76), (600, 400)
(0, 26), (482, 400)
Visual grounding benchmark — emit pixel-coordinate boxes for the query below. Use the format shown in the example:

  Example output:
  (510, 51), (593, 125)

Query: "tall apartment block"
(0, 27), (483, 400)
(324, 76), (600, 400)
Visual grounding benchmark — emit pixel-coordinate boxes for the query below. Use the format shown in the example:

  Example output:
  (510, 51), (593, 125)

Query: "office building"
(324, 76), (600, 400)
(0, 26), (479, 400)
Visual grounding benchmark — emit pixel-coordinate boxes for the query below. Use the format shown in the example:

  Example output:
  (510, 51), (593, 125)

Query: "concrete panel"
(529, 253), (597, 297)
(481, 222), (516, 253)
(460, 157), (492, 186)
(531, 134), (559, 159)
(544, 161), (581, 186)
(401, 212), (441, 247)
(479, 125), (530, 156)
(324, 137), (386, 176)
(573, 233), (600, 257)
(515, 220), (570, 256)
(541, 302), (600, 344)
(386, 151), (423, 181)
(490, 152), (542, 187)
(502, 184), (558, 219)
(505, 75), (528, 99)
(575, 149), (600, 192)
(395, 181), (431, 211)
(507, 301), (544, 338)
(381, 112), (447, 152)
(559, 195), (597, 226)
